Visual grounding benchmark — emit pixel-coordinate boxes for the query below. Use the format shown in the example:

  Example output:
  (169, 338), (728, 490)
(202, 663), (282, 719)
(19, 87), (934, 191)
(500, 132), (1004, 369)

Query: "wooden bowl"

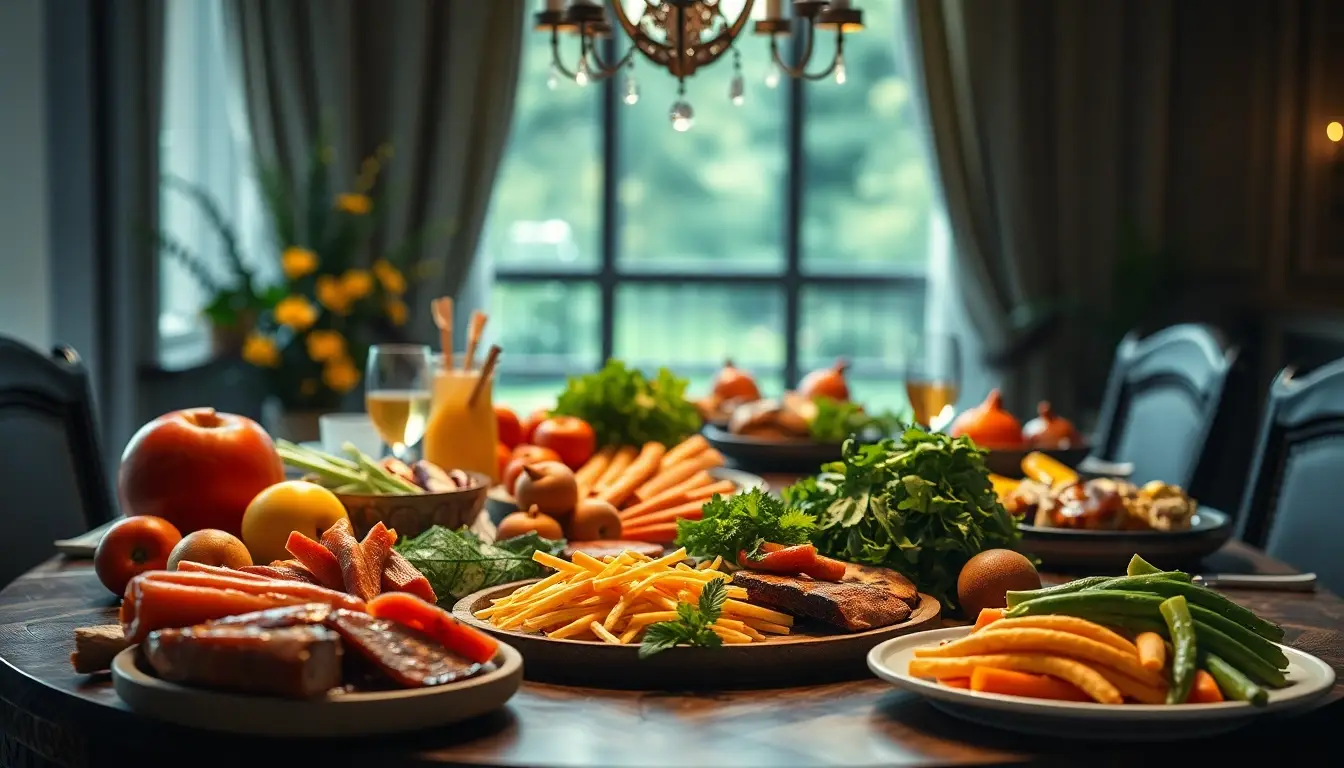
(335, 471), (490, 538)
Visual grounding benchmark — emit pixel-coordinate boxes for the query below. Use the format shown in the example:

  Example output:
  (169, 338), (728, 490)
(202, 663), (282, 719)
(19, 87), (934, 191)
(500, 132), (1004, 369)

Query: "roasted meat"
(327, 610), (482, 687)
(732, 564), (919, 632)
(144, 624), (342, 698)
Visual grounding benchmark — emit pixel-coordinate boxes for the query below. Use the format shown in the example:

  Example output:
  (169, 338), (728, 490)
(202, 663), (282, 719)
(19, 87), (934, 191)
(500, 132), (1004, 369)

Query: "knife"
(1192, 573), (1317, 592)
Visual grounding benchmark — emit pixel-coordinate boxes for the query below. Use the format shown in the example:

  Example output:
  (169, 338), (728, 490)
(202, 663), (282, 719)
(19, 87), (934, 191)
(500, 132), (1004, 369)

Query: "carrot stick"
(937, 677), (971, 689)
(634, 453), (722, 502)
(173, 561), (273, 581)
(618, 489), (689, 521)
(132, 570), (366, 612)
(973, 608), (1005, 632)
(684, 479), (736, 500)
(286, 531), (344, 591)
(664, 470), (713, 498)
(1136, 631), (1166, 672)
(1186, 669), (1224, 703)
(600, 442), (667, 507)
(120, 579), (319, 643)
(594, 446), (637, 493)
(619, 522), (680, 543)
(575, 446), (616, 488)
(618, 503), (705, 529)
(970, 666), (1092, 702)
(661, 434), (708, 468)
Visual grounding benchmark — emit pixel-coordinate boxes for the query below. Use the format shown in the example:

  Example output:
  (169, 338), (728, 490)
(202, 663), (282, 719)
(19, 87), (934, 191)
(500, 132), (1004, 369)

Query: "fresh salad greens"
(807, 398), (907, 443)
(394, 526), (564, 605)
(552, 359), (702, 447)
(784, 427), (1022, 611)
(675, 488), (816, 563)
(638, 577), (728, 659)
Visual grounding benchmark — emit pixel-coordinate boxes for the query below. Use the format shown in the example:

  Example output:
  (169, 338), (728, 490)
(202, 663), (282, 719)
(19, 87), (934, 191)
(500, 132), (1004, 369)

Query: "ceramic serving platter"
(454, 579), (941, 690)
(867, 626), (1335, 740)
(111, 642), (524, 737)
(1018, 508), (1234, 570)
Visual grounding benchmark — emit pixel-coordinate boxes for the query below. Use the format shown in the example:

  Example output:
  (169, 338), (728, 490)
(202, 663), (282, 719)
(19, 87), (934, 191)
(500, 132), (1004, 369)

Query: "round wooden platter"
(452, 579), (941, 690)
(110, 642), (524, 738)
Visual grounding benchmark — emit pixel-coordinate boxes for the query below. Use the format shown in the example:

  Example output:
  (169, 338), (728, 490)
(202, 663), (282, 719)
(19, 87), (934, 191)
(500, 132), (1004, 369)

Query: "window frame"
(494, 35), (928, 387)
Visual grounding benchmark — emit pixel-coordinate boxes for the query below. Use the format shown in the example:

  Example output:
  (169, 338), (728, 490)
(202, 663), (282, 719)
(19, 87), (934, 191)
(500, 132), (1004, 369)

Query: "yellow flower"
(300, 379), (318, 397)
(322, 356), (361, 393)
(315, 275), (351, 315)
(241, 332), (280, 368)
(281, 247), (318, 280)
(340, 269), (373, 300)
(273, 295), (318, 331)
(305, 329), (347, 362)
(385, 298), (408, 326)
(373, 259), (406, 294)
(336, 193), (372, 215)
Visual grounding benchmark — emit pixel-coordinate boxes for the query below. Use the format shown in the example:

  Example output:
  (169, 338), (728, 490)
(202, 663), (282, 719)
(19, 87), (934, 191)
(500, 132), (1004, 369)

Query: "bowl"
(982, 445), (1090, 479)
(335, 471), (491, 539)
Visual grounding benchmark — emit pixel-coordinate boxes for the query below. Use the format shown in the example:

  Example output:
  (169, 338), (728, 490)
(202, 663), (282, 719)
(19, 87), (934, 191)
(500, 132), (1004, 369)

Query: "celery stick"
(342, 444), (422, 494)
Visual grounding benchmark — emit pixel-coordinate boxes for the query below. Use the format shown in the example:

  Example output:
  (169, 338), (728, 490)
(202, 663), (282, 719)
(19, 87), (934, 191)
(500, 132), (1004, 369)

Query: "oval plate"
(454, 579), (941, 690)
(485, 466), (767, 524)
(702, 424), (845, 474)
(111, 642), (523, 738)
(1018, 508), (1234, 570)
(868, 626), (1335, 740)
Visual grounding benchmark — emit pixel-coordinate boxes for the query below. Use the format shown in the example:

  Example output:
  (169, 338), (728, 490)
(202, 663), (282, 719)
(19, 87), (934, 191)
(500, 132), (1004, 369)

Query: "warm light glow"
(1328, 122), (1343, 143)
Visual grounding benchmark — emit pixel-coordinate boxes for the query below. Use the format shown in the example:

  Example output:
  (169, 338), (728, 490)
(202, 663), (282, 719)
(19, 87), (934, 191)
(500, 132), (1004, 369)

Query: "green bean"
(1204, 652), (1268, 706)
(1006, 590), (1167, 618)
(1193, 619), (1287, 688)
(1127, 554), (1162, 576)
(1112, 578), (1284, 642)
(1159, 596), (1197, 704)
(1004, 577), (1110, 608)
(1091, 573), (1192, 591)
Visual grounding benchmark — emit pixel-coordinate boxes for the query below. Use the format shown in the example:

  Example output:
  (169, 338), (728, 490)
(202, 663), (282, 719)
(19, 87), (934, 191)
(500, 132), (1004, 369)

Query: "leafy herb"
(674, 488), (816, 562)
(552, 360), (702, 447)
(784, 427), (1024, 612)
(807, 398), (907, 443)
(394, 526), (565, 605)
(638, 578), (728, 659)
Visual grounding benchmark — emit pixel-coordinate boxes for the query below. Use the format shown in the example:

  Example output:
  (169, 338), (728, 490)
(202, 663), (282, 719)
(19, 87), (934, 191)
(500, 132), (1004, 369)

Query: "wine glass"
(903, 332), (962, 431)
(365, 344), (433, 460)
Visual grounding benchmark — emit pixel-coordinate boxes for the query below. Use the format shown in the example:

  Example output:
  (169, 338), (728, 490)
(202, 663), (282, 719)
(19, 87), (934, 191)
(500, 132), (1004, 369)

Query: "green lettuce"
(552, 360), (702, 447)
(394, 527), (564, 605)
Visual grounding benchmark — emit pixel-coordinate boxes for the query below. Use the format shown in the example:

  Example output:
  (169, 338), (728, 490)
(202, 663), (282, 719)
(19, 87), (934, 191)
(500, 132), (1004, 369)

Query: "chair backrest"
(1236, 360), (1344, 593)
(1091, 323), (1237, 489)
(0, 338), (115, 586)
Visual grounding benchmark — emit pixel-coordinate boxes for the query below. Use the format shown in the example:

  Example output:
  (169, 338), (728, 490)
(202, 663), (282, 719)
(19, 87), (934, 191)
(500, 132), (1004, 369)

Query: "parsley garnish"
(674, 488), (816, 562)
(638, 578), (728, 659)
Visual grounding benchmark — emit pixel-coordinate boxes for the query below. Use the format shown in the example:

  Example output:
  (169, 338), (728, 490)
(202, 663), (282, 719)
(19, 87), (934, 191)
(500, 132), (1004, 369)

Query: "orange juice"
(423, 368), (500, 482)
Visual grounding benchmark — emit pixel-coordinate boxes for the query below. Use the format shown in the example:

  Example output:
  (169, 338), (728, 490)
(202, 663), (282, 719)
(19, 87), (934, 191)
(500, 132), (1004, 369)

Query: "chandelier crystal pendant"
(534, 1), (864, 130)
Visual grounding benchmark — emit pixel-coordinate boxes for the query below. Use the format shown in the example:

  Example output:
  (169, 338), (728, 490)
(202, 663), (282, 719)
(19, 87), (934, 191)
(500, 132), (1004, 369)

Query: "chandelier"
(534, 1), (864, 131)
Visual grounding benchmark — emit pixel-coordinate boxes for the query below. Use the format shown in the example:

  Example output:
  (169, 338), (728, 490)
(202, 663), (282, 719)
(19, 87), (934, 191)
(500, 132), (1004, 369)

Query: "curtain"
(222, 0), (524, 340)
(904, 0), (1175, 418)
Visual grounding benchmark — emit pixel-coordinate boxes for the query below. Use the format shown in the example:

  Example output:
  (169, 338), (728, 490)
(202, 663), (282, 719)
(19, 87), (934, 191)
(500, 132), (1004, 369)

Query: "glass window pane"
(481, 18), (601, 272)
(494, 377), (570, 414)
(489, 282), (601, 375)
(801, 3), (934, 274)
(614, 283), (784, 380)
(798, 284), (924, 410)
(616, 3), (786, 273)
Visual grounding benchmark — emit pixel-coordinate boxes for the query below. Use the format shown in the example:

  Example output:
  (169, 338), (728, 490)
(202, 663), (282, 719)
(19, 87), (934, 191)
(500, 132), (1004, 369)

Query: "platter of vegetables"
(867, 555), (1335, 739)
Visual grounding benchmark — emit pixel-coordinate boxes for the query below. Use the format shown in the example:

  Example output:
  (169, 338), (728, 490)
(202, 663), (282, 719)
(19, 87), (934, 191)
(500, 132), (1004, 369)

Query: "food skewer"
(464, 310), (488, 371)
(468, 344), (501, 407)
(431, 297), (453, 371)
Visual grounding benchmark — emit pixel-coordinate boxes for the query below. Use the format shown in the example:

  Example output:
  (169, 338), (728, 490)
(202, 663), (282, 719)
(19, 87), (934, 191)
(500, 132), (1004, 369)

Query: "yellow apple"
(241, 480), (349, 564)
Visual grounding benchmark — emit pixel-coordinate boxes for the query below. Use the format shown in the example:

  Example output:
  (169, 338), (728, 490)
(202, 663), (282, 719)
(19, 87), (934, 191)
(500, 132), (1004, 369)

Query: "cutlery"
(1192, 573), (1317, 592)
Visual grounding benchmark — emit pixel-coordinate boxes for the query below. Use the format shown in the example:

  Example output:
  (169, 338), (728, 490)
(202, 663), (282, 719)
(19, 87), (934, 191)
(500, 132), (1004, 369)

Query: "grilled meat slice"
(144, 624), (342, 698)
(733, 564), (919, 632)
(327, 610), (481, 687)
(203, 602), (335, 629)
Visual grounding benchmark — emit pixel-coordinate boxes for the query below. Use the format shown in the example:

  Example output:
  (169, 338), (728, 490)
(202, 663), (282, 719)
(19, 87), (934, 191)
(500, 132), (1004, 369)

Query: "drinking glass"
(904, 332), (962, 430)
(364, 344), (433, 460)
(422, 353), (501, 482)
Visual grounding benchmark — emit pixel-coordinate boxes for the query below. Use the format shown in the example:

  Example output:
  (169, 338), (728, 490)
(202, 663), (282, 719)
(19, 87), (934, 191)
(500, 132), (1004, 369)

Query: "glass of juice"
(365, 344), (434, 460)
(422, 354), (500, 483)
(904, 332), (962, 430)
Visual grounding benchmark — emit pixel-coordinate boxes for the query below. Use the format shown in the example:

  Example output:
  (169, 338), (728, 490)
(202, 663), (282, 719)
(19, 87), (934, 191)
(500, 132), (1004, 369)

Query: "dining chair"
(0, 337), (116, 586)
(1090, 323), (1238, 489)
(1235, 360), (1344, 594)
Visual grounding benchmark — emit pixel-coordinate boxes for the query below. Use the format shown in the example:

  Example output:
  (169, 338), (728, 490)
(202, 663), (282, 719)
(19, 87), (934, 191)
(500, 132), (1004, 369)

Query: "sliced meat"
(322, 519), (386, 600)
(732, 566), (918, 632)
(238, 559), (323, 585)
(841, 563), (920, 606)
(381, 551), (436, 603)
(144, 624), (342, 699)
(203, 603), (335, 630)
(327, 610), (480, 687)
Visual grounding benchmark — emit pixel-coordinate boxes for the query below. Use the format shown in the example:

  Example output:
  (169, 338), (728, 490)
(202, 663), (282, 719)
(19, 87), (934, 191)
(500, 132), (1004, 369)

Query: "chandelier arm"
(549, 27), (583, 81)
(769, 21), (845, 81)
(585, 32), (637, 75)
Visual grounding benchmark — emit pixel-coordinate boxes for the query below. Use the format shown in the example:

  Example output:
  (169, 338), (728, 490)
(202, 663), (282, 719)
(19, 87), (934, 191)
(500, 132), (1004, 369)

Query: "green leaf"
(162, 174), (254, 289)
(552, 360), (702, 447)
(394, 525), (565, 605)
(697, 577), (727, 622)
(674, 488), (815, 563)
(638, 622), (687, 659)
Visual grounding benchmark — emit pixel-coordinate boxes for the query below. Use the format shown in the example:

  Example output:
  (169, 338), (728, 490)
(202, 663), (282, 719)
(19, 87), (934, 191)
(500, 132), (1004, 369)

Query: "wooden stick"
(468, 344), (501, 407)
(464, 310), (487, 371)
(431, 297), (453, 372)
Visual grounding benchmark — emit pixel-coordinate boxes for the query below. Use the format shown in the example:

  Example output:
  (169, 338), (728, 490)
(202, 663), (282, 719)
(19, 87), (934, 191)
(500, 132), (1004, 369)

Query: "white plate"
(112, 641), (523, 737)
(867, 626), (1335, 740)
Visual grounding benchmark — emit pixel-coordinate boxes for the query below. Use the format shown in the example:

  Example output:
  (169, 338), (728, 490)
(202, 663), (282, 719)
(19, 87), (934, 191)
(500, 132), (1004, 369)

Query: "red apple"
(94, 515), (182, 596)
(118, 408), (285, 537)
(521, 408), (550, 444)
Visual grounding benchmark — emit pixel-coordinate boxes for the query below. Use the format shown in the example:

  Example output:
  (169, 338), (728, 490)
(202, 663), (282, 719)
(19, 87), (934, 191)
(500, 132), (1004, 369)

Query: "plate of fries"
(452, 547), (941, 690)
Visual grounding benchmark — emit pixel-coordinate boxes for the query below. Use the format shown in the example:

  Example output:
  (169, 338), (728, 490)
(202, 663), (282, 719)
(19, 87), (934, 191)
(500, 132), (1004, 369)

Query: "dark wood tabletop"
(0, 542), (1340, 767)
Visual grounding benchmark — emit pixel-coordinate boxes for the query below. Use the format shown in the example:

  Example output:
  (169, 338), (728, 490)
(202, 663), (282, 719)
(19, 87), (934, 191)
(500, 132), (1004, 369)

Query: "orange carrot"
(973, 608), (1006, 632)
(131, 569), (366, 612)
(660, 434), (708, 468)
(620, 522), (680, 543)
(1136, 631), (1166, 672)
(594, 446), (637, 492)
(381, 551), (436, 603)
(323, 518), (388, 601)
(1186, 669), (1224, 703)
(970, 666), (1092, 702)
(619, 489), (689, 520)
(622, 499), (706, 528)
(173, 561), (273, 581)
(937, 677), (971, 689)
(367, 592), (498, 664)
(120, 579), (316, 643)
(238, 560), (321, 584)
(286, 531), (345, 591)
(664, 470), (713, 497)
(600, 442), (667, 507)
(575, 446), (616, 488)
(635, 453), (722, 502)
(684, 479), (736, 500)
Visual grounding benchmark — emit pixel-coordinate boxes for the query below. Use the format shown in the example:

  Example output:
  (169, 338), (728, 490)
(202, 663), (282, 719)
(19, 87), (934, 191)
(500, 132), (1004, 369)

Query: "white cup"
(319, 413), (383, 458)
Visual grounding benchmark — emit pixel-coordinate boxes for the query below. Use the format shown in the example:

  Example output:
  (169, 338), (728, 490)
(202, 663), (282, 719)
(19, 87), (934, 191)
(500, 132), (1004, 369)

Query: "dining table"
(1, 474), (1340, 767)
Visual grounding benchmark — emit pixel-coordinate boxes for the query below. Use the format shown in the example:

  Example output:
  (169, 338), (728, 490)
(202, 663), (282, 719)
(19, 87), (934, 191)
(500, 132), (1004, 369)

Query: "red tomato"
(94, 516), (183, 596)
(532, 416), (597, 470)
(495, 406), (523, 449)
(520, 408), (550, 444)
(503, 445), (562, 494)
(495, 443), (513, 482)
(367, 592), (499, 664)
